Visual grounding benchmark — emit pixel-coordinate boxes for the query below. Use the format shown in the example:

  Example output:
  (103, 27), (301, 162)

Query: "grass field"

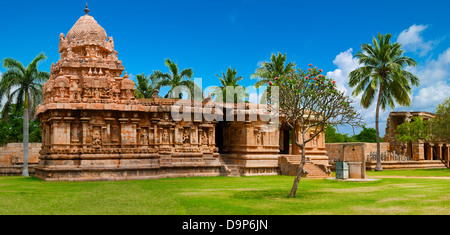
(0, 168), (448, 215)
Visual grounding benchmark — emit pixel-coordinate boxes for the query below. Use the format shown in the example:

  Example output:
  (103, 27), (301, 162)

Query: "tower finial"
(84, 3), (90, 15)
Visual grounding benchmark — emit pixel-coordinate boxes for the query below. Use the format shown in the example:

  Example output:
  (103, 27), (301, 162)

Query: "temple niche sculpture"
(35, 7), (331, 181)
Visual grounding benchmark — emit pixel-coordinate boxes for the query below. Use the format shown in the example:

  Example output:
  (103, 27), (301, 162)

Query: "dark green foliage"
(396, 116), (430, 143)
(325, 125), (356, 143)
(0, 104), (41, 146)
(212, 67), (246, 103)
(150, 58), (203, 100)
(325, 125), (380, 143)
(352, 126), (378, 143)
(252, 52), (296, 88)
(134, 73), (161, 99)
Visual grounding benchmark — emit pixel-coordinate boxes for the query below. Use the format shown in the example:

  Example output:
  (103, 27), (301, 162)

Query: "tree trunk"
(375, 83), (383, 171)
(289, 128), (306, 198)
(22, 92), (29, 177)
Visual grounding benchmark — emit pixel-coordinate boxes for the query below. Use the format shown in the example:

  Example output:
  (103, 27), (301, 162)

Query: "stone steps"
(279, 155), (331, 178)
(303, 162), (331, 178)
(218, 156), (241, 177)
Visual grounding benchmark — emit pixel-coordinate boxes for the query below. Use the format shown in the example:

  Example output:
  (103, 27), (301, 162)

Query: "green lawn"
(0, 168), (448, 215)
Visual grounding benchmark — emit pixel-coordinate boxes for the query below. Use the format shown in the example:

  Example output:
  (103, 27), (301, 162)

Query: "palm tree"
(349, 33), (419, 171)
(252, 52), (296, 88)
(134, 73), (161, 99)
(152, 58), (199, 99)
(0, 52), (49, 176)
(212, 67), (246, 103)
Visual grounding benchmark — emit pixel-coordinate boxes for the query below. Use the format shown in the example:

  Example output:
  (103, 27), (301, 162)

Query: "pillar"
(443, 145), (449, 166)
(434, 144), (442, 160)
(426, 143), (433, 160)
(81, 117), (90, 148)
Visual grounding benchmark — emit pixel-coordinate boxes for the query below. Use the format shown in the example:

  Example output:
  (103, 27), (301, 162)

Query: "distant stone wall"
(326, 142), (389, 162)
(0, 143), (41, 175)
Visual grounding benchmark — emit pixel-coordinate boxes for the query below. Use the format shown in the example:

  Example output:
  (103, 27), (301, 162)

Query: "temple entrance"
(279, 128), (291, 154)
(443, 145), (448, 161)
(433, 145), (440, 160)
(424, 143), (430, 160)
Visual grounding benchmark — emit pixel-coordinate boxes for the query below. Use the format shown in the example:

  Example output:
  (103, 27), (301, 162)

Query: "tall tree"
(252, 52), (296, 89)
(134, 73), (161, 99)
(212, 67), (246, 103)
(151, 58), (201, 99)
(0, 53), (49, 176)
(270, 65), (362, 197)
(348, 33), (419, 171)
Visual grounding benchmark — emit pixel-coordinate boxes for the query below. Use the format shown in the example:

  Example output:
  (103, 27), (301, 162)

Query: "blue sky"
(1, 0), (449, 136)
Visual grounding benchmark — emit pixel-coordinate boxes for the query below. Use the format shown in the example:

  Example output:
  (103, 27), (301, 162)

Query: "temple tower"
(43, 6), (134, 106)
(35, 7), (221, 181)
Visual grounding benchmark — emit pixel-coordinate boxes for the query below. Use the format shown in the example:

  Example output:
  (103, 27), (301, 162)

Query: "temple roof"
(66, 14), (107, 44)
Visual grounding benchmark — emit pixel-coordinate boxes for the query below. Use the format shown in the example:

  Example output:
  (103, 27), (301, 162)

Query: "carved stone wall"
(218, 104), (280, 176)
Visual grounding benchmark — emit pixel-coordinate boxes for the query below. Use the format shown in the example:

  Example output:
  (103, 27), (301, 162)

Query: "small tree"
(269, 64), (363, 197)
(431, 97), (450, 143)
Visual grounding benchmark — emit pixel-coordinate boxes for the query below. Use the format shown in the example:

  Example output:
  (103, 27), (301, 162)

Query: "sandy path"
(369, 176), (450, 180)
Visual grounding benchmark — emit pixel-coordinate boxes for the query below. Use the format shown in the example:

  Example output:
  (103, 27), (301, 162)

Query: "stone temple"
(34, 8), (330, 181)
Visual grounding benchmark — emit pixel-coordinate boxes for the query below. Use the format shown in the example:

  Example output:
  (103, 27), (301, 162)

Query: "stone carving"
(92, 129), (102, 148)
(152, 89), (159, 99)
(162, 129), (169, 144)
(183, 129), (190, 144)
(139, 128), (149, 146)
(201, 130), (208, 145)
(203, 93), (212, 102)
(255, 129), (262, 145)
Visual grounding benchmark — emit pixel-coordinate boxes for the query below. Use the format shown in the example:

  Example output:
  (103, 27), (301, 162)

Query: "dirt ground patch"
(371, 176), (450, 180)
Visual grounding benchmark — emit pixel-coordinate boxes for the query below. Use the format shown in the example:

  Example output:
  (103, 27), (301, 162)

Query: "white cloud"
(403, 47), (450, 112)
(408, 47), (450, 86)
(397, 24), (435, 56)
(412, 81), (450, 111)
(326, 48), (360, 95)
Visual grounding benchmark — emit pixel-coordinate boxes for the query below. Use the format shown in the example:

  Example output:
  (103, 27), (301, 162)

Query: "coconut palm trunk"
(22, 91), (29, 176)
(375, 83), (383, 171)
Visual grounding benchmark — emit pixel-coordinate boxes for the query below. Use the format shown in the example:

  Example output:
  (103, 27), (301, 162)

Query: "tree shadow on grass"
(231, 189), (328, 200)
